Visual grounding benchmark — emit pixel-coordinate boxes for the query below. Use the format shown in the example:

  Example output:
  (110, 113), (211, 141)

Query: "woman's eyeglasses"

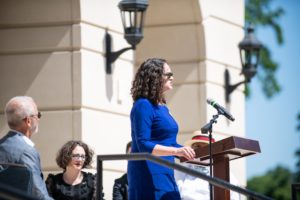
(71, 154), (86, 161)
(163, 72), (173, 79)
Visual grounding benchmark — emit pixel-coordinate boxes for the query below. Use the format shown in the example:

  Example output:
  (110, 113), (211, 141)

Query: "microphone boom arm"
(201, 114), (220, 134)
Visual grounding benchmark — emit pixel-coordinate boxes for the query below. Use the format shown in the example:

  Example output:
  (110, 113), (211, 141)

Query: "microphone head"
(206, 98), (214, 105)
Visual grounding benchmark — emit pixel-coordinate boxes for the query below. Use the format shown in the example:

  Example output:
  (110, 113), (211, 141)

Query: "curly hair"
(131, 58), (167, 105)
(56, 140), (94, 170)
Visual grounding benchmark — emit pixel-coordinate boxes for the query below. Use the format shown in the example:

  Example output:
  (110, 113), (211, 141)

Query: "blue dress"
(128, 98), (182, 200)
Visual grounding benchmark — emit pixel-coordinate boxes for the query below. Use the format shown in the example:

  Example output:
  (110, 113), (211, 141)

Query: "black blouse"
(45, 171), (96, 200)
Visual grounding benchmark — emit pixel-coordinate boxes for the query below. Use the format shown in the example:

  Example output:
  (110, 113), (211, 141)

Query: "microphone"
(207, 98), (235, 121)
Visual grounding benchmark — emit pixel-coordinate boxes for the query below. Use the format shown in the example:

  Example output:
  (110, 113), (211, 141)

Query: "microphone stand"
(201, 113), (219, 200)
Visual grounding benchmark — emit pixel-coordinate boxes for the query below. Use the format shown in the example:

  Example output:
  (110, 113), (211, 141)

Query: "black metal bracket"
(105, 31), (134, 74)
(225, 69), (249, 103)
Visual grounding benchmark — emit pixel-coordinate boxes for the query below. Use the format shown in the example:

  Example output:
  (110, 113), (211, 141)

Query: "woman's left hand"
(173, 146), (195, 160)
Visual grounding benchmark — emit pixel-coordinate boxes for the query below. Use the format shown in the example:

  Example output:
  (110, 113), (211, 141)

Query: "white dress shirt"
(175, 163), (241, 200)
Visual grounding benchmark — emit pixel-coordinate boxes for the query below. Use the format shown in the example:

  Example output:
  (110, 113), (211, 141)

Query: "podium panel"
(181, 136), (260, 200)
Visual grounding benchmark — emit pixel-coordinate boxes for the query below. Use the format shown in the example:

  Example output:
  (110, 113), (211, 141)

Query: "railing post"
(96, 157), (103, 200)
(292, 183), (300, 200)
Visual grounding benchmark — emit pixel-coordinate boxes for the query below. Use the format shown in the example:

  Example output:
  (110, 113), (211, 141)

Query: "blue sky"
(246, 0), (300, 178)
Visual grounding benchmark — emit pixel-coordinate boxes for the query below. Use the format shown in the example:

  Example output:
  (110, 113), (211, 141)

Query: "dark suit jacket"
(113, 173), (128, 200)
(0, 131), (53, 200)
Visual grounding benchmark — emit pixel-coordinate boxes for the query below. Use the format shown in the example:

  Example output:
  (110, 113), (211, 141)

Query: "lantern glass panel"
(240, 49), (259, 68)
(121, 10), (144, 34)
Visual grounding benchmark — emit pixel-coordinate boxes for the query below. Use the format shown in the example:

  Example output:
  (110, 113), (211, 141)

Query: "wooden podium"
(181, 136), (261, 200)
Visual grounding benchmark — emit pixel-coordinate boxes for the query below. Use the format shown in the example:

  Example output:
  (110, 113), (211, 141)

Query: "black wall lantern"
(105, 0), (148, 74)
(225, 25), (263, 102)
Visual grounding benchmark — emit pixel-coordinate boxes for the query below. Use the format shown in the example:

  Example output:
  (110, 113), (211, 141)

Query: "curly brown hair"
(131, 58), (167, 105)
(56, 140), (94, 170)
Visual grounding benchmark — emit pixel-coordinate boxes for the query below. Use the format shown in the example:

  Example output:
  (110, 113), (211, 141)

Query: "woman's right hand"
(174, 146), (195, 160)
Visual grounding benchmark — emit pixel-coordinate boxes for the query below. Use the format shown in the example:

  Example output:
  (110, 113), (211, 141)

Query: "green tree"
(294, 112), (300, 182)
(245, 0), (284, 98)
(247, 166), (292, 200)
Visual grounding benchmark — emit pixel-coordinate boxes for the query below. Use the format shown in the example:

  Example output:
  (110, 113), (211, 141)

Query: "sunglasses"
(24, 111), (42, 120)
(30, 111), (42, 119)
(163, 72), (173, 79)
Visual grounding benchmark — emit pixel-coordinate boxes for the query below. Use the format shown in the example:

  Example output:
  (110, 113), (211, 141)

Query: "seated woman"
(46, 140), (103, 200)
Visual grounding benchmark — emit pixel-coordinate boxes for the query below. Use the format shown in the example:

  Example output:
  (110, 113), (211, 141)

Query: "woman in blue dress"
(128, 58), (196, 200)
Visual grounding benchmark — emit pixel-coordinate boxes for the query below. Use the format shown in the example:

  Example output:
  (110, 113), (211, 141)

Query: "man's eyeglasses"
(72, 154), (86, 161)
(30, 111), (42, 119)
(163, 72), (173, 79)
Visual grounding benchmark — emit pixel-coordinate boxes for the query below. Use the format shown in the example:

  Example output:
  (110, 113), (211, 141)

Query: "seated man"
(0, 96), (53, 200)
(175, 131), (241, 200)
(112, 141), (131, 200)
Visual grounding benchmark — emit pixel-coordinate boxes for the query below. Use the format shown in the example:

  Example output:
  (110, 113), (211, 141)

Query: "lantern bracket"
(104, 0), (148, 74)
(225, 69), (250, 103)
(224, 25), (263, 103)
(105, 31), (134, 74)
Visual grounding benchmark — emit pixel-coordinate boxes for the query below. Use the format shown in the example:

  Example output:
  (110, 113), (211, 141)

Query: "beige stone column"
(0, 0), (133, 198)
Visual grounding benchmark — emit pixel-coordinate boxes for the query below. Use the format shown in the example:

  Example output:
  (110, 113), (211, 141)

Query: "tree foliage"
(247, 166), (292, 200)
(295, 112), (300, 182)
(245, 0), (284, 98)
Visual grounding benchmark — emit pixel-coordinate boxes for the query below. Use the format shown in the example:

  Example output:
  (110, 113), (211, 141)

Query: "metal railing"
(96, 153), (274, 200)
(292, 183), (300, 200)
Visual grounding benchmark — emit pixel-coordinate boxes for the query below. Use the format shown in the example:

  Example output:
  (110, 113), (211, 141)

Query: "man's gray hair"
(5, 96), (36, 129)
